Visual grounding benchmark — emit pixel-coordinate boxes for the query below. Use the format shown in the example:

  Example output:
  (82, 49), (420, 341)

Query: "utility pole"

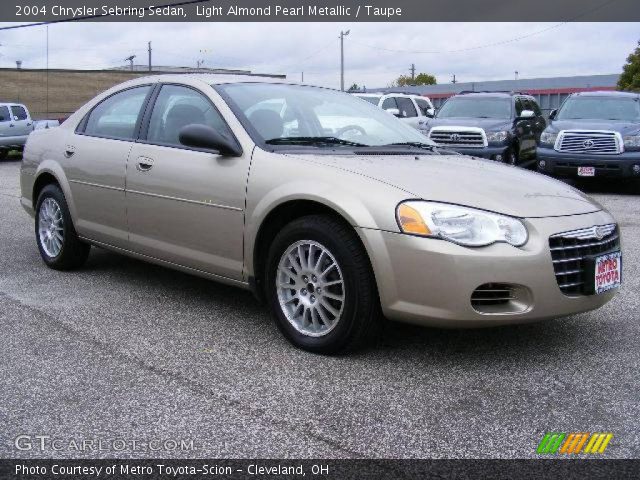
(339, 29), (350, 91)
(410, 63), (416, 81)
(148, 41), (152, 72)
(301, 71), (304, 83)
(452, 74), (457, 84)
(515, 70), (519, 81)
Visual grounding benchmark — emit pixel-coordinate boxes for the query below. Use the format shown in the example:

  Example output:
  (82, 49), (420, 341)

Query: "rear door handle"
(136, 157), (154, 172)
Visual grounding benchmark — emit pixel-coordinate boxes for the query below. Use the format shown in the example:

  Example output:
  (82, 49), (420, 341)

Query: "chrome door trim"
(126, 189), (243, 211)
(69, 179), (125, 192)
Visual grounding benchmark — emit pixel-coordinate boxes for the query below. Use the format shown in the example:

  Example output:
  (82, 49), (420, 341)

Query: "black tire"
(0, 150), (8, 161)
(265, 214), (380, 354)
(35, 184), (90, 270)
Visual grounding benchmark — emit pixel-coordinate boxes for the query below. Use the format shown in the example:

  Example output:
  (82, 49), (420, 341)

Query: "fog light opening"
(633, 164), (640, 175)
(493, 154), (503, 162)
(538, 160), (546, 169)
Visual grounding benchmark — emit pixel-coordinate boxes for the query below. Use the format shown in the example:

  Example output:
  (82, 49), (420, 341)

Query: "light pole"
(125, 55), (136, 71)
(340, 29), (350, 91)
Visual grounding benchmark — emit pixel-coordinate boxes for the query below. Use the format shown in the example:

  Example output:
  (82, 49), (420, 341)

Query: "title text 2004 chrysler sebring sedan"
(20, 75), (622, 353)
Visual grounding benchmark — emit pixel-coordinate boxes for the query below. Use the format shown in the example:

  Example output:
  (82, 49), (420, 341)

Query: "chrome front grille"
(556, 130), (622, 155)
(428, 128), (486, 148)
(549, 224), (620, 296)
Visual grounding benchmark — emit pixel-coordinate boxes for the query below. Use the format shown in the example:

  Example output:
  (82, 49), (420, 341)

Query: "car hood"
(425, 117), (512, 131)
(548, 119), (640, 135)
(299, 153), (601, 218)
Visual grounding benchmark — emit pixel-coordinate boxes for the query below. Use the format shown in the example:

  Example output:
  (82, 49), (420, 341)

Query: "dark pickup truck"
(536, 91), (640, 179)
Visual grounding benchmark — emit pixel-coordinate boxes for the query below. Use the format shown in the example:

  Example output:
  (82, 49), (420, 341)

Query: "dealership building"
(0, 65), (284, 120)
(380, 73), (621, 115)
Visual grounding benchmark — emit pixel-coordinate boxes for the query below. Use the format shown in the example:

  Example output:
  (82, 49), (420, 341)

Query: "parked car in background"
(536, 91), (640, 179)
(0, 102), (34, 159)
(34, 119), (61, 130)
(420, 92), (546, 167)
(353, 92), (435, 129)
(21, 75), (620, 353)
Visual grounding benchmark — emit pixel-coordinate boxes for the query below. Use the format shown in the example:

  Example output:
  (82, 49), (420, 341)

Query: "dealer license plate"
(594, 251), (622, 294)
(578, 166), (595, 177)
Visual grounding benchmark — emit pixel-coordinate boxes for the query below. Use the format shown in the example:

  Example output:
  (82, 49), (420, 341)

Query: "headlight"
(486, 130), (508, 143)
(540, 131), (558, 145)
(397, 201), (528, 247)
(623, 135), (640, 148)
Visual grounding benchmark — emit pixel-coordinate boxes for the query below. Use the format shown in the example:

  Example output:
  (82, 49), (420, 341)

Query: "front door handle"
(136, 157), (154, 172)
(64, 145), (75, 158)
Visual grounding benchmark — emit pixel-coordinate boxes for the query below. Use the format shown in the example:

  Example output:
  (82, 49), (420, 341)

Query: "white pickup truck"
(352, 92), (435, 129)
(0, 102), (34, 159)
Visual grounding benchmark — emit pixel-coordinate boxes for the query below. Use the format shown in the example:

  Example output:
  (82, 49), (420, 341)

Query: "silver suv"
(20, 75), (621, 353)
(0, 102), (34, 159)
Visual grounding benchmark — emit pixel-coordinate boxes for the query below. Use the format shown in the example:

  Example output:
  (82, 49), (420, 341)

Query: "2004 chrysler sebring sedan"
(20, 75), (622, 353)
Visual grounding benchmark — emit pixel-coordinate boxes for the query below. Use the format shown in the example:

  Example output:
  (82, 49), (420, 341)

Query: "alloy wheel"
(38, 197), (64, 258)
(276, 240), (345, 337)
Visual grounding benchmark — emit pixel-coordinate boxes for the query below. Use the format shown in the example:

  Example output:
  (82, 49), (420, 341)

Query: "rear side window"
(84, 86), (151, 140)
(396, 97), (418, 118)
(381, 97), (398, 110)
(146, 84), (233, 147)
(0, 106), (10, 122)
(11, 105), (28, 120)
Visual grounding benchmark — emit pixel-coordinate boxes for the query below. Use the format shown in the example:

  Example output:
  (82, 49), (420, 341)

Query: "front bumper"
(439, 145), (508, 160)
(357, 210), (619, 327)
(536, 147), (640, 178)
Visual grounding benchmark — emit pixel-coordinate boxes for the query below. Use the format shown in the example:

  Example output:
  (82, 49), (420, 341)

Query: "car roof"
(455, 92), (526, 98)
(571, 90), (640, 99)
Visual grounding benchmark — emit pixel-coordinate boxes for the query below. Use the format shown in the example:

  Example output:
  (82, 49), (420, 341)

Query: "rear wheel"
(35, 184), (90, 270)
(265, 215), (379, 354)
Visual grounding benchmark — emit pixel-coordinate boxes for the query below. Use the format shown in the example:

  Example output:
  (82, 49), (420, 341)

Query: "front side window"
(437, 97), (512, 119)
(146, 84), (232, 147)
(0, 106), (10, 122)
(414, 98), (431, 116)
(83, 86), (151, 140)
(396, 97), (418, 118)
(216, 83), (430, 148)
(556, 96), (640, 122)
(11, 105), (28, 120)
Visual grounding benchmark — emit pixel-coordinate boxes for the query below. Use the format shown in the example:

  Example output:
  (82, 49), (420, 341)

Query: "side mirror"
(519, 110), (535, 119)
(549, 109), (557, 120)
(426, 108), (435, 118)
(178, 124), (241, 156)
(385, 108), (401, 117)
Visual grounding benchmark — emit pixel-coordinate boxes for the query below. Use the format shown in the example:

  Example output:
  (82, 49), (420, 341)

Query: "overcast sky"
(0, 22), (637, 88)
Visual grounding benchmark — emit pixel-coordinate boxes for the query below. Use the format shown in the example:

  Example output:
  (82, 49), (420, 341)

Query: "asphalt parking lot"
(0, 159), (638, 459)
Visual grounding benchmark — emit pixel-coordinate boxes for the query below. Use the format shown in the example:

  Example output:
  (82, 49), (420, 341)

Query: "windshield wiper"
(384, 142), (438, 151)
(265, 136), (367, 147)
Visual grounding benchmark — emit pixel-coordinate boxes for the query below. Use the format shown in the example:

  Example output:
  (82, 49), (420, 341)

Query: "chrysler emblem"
(594, 226), (606, 240)
(583, 139), (595, 149)
(450, 133), (460, 141)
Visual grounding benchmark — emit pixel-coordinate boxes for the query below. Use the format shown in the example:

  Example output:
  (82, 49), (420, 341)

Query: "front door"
(125, 84), (250, 281)
(64, 84), (153, 248)
(10, 105), (33, 137)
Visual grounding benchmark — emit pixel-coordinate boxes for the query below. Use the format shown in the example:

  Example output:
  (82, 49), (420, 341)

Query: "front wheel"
(505, 148), (518, 166)
(265, 215), (379, 354)
(35, 184), (90, 270)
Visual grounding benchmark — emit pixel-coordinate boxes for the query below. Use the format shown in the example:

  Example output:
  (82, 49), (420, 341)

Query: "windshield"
(556, 96), (640, 121)
(437, 97), (512, 119)
(216, 83), (431, 148)
(354, 95), (381, 105)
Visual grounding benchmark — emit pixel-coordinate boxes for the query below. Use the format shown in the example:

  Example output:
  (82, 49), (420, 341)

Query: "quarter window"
(396, 97), (418, 118)
(0, 106), (10, 122)
(11, 105), (28, 120)
(84, 86), (151, 140)
(146, 84), (232, 147)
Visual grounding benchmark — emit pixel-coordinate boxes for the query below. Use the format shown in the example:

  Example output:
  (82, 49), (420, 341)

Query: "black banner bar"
(2, 0), (640, 23)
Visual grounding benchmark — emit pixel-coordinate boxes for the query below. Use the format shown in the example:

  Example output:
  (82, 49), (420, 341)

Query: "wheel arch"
(32, 162), (78, 222)
(249, 198), (373, 302)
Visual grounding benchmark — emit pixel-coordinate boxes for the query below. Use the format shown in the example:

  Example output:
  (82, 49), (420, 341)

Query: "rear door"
(66, 84), (153, 248)
(10, 105), (33, 136)
(125, 83), (249, 280)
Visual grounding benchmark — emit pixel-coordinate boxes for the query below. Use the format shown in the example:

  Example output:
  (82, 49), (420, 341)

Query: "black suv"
(419, 92), (546, 166)
(536, 91), (640, 179)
